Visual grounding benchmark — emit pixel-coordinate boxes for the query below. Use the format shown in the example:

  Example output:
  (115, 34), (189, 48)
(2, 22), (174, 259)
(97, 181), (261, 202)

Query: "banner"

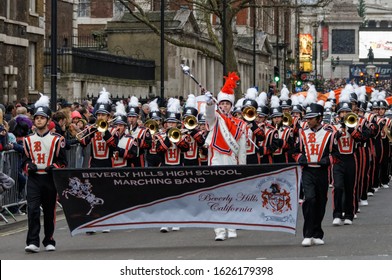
(53, 164), (302, 236)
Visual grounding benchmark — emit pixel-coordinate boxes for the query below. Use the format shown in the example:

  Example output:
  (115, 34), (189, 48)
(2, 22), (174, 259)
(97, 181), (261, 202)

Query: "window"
(29, 0), (36, 13)
(78, 0), (91, 17)
(28, 43), (36, 91)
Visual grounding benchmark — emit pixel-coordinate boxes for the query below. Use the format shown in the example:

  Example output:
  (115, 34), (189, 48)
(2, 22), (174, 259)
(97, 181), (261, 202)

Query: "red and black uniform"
(379, 117), (392, 186)
(156, 130), (190, 166)
(112, 131), (138, 168)
(258, 122), (279, 164)
(128, 125), (152, 167)
(333, 121), (369, 221)
(183, 128), (206, 166)
(80, 126), (119, 167)
(245, 120), (265, 164)
(23, 131), (67, 248)
(294, 125), (339, 240)
(272, 124), (294, 163)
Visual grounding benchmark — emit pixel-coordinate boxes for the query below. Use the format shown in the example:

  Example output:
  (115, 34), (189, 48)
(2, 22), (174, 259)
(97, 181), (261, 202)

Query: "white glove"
(205, 91), (213, 105)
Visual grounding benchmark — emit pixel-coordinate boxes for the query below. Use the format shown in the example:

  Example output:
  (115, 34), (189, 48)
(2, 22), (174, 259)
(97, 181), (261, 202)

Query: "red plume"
(221, 72), (240, 95)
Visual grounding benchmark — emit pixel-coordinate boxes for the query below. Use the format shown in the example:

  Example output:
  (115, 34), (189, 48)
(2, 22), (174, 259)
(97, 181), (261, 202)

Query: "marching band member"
(156, 98), (190, 233)
(23, 94), (67, 253)
(293, 103), (339, 247)
(242, 88), (265, 164)
(356, 92), (374, 208)
(370, 91), (384, 193)
(197, 103), (209, 166)
(279, 84), (292, 115)
(377, 94), (392, 189)
(204, 72), (246, 241)
(78, 88), (119, 168)
(270, 95), (294, 163)
(145, 99), (163, 167)
(112, 101), (138, 168)
(256, 92), (279, 164)
(182, 94), (206, 166)
(332, 90), (370, 226)
(127, 96), (151, 167)
(232, 98), (245, 119)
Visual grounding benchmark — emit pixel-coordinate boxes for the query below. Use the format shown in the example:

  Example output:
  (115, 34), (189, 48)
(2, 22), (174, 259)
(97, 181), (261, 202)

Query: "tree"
(117, 0), (332, 82)
(357, 0), (366, 25)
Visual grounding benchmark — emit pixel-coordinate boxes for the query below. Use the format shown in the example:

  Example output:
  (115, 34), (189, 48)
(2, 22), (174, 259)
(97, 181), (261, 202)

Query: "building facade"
(0, 0), (45, 104)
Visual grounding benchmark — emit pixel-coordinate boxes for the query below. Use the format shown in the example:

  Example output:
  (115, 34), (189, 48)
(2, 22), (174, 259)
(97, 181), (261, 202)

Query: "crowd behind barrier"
(0, 144), (90, 223)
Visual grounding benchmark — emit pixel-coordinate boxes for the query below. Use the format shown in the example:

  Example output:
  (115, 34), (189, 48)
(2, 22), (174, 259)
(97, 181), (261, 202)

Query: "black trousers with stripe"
(301, 166), (329, 239)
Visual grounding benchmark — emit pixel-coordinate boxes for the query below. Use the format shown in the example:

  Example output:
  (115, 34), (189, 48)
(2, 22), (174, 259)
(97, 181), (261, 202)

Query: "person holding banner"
(22, 94), (67, 253)
(294, 103), (339, 247)
(204, 72), (247, 241)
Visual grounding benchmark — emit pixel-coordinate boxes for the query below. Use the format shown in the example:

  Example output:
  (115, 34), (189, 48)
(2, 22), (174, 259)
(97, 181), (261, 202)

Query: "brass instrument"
(76, 119), (113, 140)
(183, 115), (198, 130)
(144, 119), (159, 135)
(282, 112), (293, 127)
(384, 124), (392, 142)
(242, 106), (257, 122)
(167, 127), (182, 143)
(343, 112), (358, 128)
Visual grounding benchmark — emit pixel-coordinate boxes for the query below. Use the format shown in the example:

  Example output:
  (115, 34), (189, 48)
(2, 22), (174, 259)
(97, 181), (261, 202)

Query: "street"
(1, 184), (392, 260)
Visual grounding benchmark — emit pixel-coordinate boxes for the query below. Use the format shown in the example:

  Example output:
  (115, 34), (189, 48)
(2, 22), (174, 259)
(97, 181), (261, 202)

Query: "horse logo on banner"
(62, 177), (104, 215)
(261, 183), (292, 214)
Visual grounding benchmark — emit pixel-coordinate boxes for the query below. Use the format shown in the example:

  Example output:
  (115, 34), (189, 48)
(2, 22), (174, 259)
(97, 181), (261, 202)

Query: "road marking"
(0, 215), (65, 237)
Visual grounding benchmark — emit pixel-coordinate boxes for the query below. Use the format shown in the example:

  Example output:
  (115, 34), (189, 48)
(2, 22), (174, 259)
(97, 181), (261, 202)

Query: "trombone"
(167, 127), (182, 143)
(76, 119), (113, 141)
(144, 119), (159, 135)
(183, 115), (198, 130)
(282, 112), (293, 127)
(343, 112), (358, 128)
(242, 106), (257, 122)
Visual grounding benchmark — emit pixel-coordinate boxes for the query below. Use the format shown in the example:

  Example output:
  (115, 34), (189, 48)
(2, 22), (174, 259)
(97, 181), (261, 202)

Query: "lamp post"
(312, 22), (319, 84)
(319, 40), (323, 79)
(3, 65), (18, 104)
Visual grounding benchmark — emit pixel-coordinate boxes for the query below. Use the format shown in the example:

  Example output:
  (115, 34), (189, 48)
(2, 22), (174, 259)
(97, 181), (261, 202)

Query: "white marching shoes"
(25, 244), (40, 253)
(214, 228), (237, 241)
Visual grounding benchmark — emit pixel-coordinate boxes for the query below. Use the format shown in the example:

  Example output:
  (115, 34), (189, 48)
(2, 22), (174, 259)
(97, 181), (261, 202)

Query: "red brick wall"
(91, 0), (113, 18)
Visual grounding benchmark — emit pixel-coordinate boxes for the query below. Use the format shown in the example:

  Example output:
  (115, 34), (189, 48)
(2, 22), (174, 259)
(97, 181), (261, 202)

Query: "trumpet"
(343, 112), (358, 128)
(282, 112), (293, 127)
(76, 119), (113, 140)
(242, 106), (257, 122)
(144, 119), (159, 135)
(167, 127), (182, 143)
(183, 115), (198, 130)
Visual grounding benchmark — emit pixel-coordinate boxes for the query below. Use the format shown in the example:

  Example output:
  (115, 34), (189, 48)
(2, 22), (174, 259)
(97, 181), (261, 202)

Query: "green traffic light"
(274, 76), (280, 82)
(296, 80), (302, 86)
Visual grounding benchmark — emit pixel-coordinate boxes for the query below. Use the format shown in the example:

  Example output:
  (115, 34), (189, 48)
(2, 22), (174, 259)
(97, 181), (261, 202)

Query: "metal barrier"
(0, 144), (91, 223)
(0, 150), (25, 223)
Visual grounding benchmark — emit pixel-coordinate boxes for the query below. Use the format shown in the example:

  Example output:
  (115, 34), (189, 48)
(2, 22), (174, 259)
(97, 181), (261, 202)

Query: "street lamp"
(312, 22), (319, 83)
(3, 65), (18, 104)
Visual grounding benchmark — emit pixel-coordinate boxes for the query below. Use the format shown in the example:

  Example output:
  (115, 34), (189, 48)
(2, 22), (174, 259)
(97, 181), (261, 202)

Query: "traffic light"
(296, 80), (302, 86)
(274, 66), (280, 83)
(359, 72), (364, 83)
(375, 72), (380, 83)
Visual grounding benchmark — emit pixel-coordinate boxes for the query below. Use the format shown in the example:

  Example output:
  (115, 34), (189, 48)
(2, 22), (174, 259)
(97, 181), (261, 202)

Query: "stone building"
(0, 0), (45, 104)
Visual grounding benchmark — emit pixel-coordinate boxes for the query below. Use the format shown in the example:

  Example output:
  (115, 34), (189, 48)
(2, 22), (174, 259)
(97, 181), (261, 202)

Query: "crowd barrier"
(0, 144), (91, 223)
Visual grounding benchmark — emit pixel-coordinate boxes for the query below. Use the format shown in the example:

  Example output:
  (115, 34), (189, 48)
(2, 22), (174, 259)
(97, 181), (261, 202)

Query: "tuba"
(282, 112), (293, 127)
(144, 119), (159, 135)
(242, 106), (257, 122)
(343, 112), (358, 128)
(183, 115), (198, 130)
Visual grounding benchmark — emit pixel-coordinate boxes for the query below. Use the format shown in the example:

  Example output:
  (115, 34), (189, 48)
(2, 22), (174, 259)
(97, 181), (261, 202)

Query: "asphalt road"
(1, 183), (392, 260)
